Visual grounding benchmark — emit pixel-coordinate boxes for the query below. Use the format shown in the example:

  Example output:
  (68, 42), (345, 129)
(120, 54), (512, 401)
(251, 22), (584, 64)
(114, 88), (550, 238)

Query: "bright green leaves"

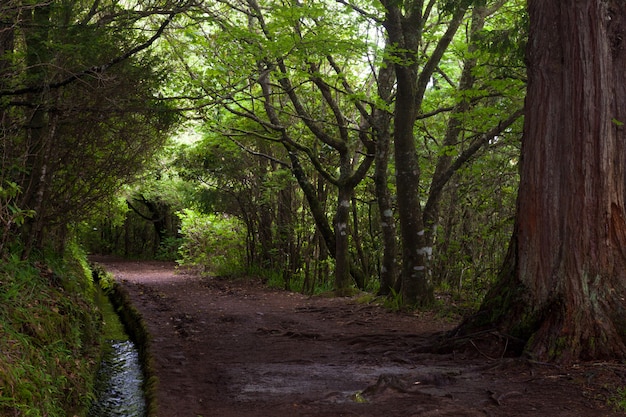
(0, 181), (35, 226)
(176, 209), (246, 275)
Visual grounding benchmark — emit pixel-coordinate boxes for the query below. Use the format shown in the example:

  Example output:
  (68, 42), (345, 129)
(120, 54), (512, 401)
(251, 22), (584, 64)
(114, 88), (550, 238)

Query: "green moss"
(546, 336), (568, 360)
(95, 289), (128, 341)
(0, 245), (103, 417)
(334, 287), (360, 297)
(608, 386), (626, 412)
(355, 293), (376, 304)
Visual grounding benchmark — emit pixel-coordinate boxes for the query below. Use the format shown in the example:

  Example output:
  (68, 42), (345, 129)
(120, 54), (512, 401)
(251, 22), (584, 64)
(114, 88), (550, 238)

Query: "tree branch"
(424, 107), (524, 215)
(229, 138), (290, 168)
(1, 5), (182, 98)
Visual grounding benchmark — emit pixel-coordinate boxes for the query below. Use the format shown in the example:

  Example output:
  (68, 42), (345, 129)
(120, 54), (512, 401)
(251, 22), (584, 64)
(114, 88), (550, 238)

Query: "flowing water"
(88, 290), (146, 417)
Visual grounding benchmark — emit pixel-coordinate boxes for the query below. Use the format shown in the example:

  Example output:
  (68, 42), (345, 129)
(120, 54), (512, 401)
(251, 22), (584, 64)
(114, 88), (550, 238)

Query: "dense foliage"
(0, 1), (530, 412)
(0, 1), (187, 415)
(75, 0), (528, 305)
(0, 0), (182, 257)
(141, 0), (525, 303)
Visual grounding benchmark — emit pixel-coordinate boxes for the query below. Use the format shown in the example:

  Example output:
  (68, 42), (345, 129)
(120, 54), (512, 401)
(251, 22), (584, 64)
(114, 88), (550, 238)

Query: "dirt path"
(93, 257), (625, 417)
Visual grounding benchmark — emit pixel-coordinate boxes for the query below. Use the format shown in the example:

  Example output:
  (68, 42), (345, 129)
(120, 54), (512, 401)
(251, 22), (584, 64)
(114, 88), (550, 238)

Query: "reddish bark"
(465, 0), (626, 363)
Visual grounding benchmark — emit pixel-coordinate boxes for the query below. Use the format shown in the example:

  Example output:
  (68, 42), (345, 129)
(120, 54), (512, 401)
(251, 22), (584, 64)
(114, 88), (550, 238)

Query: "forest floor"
(92, 257), (626, 417)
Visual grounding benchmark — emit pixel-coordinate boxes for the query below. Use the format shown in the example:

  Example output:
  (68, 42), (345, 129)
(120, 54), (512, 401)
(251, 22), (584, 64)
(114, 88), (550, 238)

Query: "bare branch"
(229, 138), (289, 167)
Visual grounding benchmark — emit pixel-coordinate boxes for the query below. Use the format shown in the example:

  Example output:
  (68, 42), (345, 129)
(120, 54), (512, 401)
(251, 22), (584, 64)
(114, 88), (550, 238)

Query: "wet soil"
(92, 257), (626, 417)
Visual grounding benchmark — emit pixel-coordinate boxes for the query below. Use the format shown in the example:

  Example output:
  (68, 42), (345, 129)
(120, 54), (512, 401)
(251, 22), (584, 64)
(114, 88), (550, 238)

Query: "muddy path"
(92, 257), (625, 417)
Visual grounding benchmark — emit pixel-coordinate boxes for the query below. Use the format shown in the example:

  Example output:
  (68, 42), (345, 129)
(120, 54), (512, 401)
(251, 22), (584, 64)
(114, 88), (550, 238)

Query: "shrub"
(176, 209), (245, 276)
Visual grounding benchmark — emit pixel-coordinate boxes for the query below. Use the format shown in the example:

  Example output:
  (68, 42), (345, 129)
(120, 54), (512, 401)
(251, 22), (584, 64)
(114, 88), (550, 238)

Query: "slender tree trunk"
(351, 195), (368, 285)
(257, 157), (274, 268)
(334, 176), (352, 294)
(382, 1), (467, 306)
(283, 144), (369, 292)
(315, 175), (330, 288)
(373, 58), (398, 295)
(0, 5), (15, 123)
(19, 2), (54, 256)
(382, 4), (433, 306)
(462, 0), (626, 363)
(423, 6), (486, 248)
(393, 64), (433, 306)
(278, 182), (295, 290)
(285, 148), (336, 254)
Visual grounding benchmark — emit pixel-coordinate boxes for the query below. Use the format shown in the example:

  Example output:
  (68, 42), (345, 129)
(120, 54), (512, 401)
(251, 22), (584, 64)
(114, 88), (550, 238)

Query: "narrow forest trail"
(92, 257), (625, 417)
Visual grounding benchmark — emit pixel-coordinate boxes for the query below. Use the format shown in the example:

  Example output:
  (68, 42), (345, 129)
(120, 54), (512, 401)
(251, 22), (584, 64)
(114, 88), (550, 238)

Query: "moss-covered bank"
(0, 243), (102, 416)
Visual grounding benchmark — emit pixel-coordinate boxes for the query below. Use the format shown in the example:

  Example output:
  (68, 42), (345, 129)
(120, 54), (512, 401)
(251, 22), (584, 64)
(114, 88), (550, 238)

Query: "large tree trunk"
(462, 0), (626, 363)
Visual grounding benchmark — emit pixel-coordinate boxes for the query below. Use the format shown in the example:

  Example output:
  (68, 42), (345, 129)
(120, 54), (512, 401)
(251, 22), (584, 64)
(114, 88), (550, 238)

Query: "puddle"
(232, 363), (477, 404)
(234, 364), (413, 401)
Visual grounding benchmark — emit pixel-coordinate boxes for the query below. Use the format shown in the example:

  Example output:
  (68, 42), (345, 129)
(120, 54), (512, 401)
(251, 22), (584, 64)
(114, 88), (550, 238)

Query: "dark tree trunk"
(277, 182), (295, 290)
(382, 3), (433, 306)
(351, 195), (368, 286)
(0, 5), (15, 114)
(258, 63), (370, 291)
(462, 0), (626, 363)
(334, 176), (352, 294)
(382, 1), (467, 306)
(393, 64), (433, 306)
(372, 56), (398, 295)
(20, 2), (53, 256)
(286, 148), (336, 256)
(126, 196), (169, 255)
(257, 156), (274, 268)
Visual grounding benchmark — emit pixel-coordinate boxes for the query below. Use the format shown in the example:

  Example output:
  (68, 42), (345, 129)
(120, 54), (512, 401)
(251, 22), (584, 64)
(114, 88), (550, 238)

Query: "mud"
(92, 257), (626, 417)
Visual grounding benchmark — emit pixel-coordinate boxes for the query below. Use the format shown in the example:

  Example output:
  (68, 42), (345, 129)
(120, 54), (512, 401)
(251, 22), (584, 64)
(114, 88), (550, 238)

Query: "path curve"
(93, 257), (625, 417)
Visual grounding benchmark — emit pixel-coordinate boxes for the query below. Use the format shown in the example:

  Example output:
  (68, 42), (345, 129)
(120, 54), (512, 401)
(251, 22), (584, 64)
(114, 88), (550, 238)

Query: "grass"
(609, 386), (626, 412)
(0, 242), (102, 417)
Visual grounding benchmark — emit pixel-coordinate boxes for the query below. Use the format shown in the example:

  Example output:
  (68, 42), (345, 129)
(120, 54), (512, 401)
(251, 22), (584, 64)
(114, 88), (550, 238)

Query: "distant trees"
(0, 0), (185, 256)
(164, 0), (525, 302)
(2, 0), (526, 307)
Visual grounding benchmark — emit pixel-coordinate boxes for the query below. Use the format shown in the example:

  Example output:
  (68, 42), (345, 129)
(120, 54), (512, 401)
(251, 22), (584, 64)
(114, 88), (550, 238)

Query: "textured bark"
(381, 1), (466, 306)
(257, 156), (274, 268)
(373, 57), (398, 295)
(0, 4), (15, 101)
(464, 0), (626, 363)
(277, 183), (295, 290)
(334, 176), (352, 293)
(382, 1), (432, 306)
(20, 2), (53, 256)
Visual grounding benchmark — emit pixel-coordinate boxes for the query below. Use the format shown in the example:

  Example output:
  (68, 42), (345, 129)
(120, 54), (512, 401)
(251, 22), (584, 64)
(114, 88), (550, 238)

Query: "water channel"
(88, 290), (146, 417)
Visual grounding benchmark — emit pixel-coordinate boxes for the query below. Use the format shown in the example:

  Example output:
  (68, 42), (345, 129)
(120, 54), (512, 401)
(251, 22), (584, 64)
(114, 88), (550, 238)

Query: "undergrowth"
(609, 386), (626, 412)
(0, 242), (102, 417)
